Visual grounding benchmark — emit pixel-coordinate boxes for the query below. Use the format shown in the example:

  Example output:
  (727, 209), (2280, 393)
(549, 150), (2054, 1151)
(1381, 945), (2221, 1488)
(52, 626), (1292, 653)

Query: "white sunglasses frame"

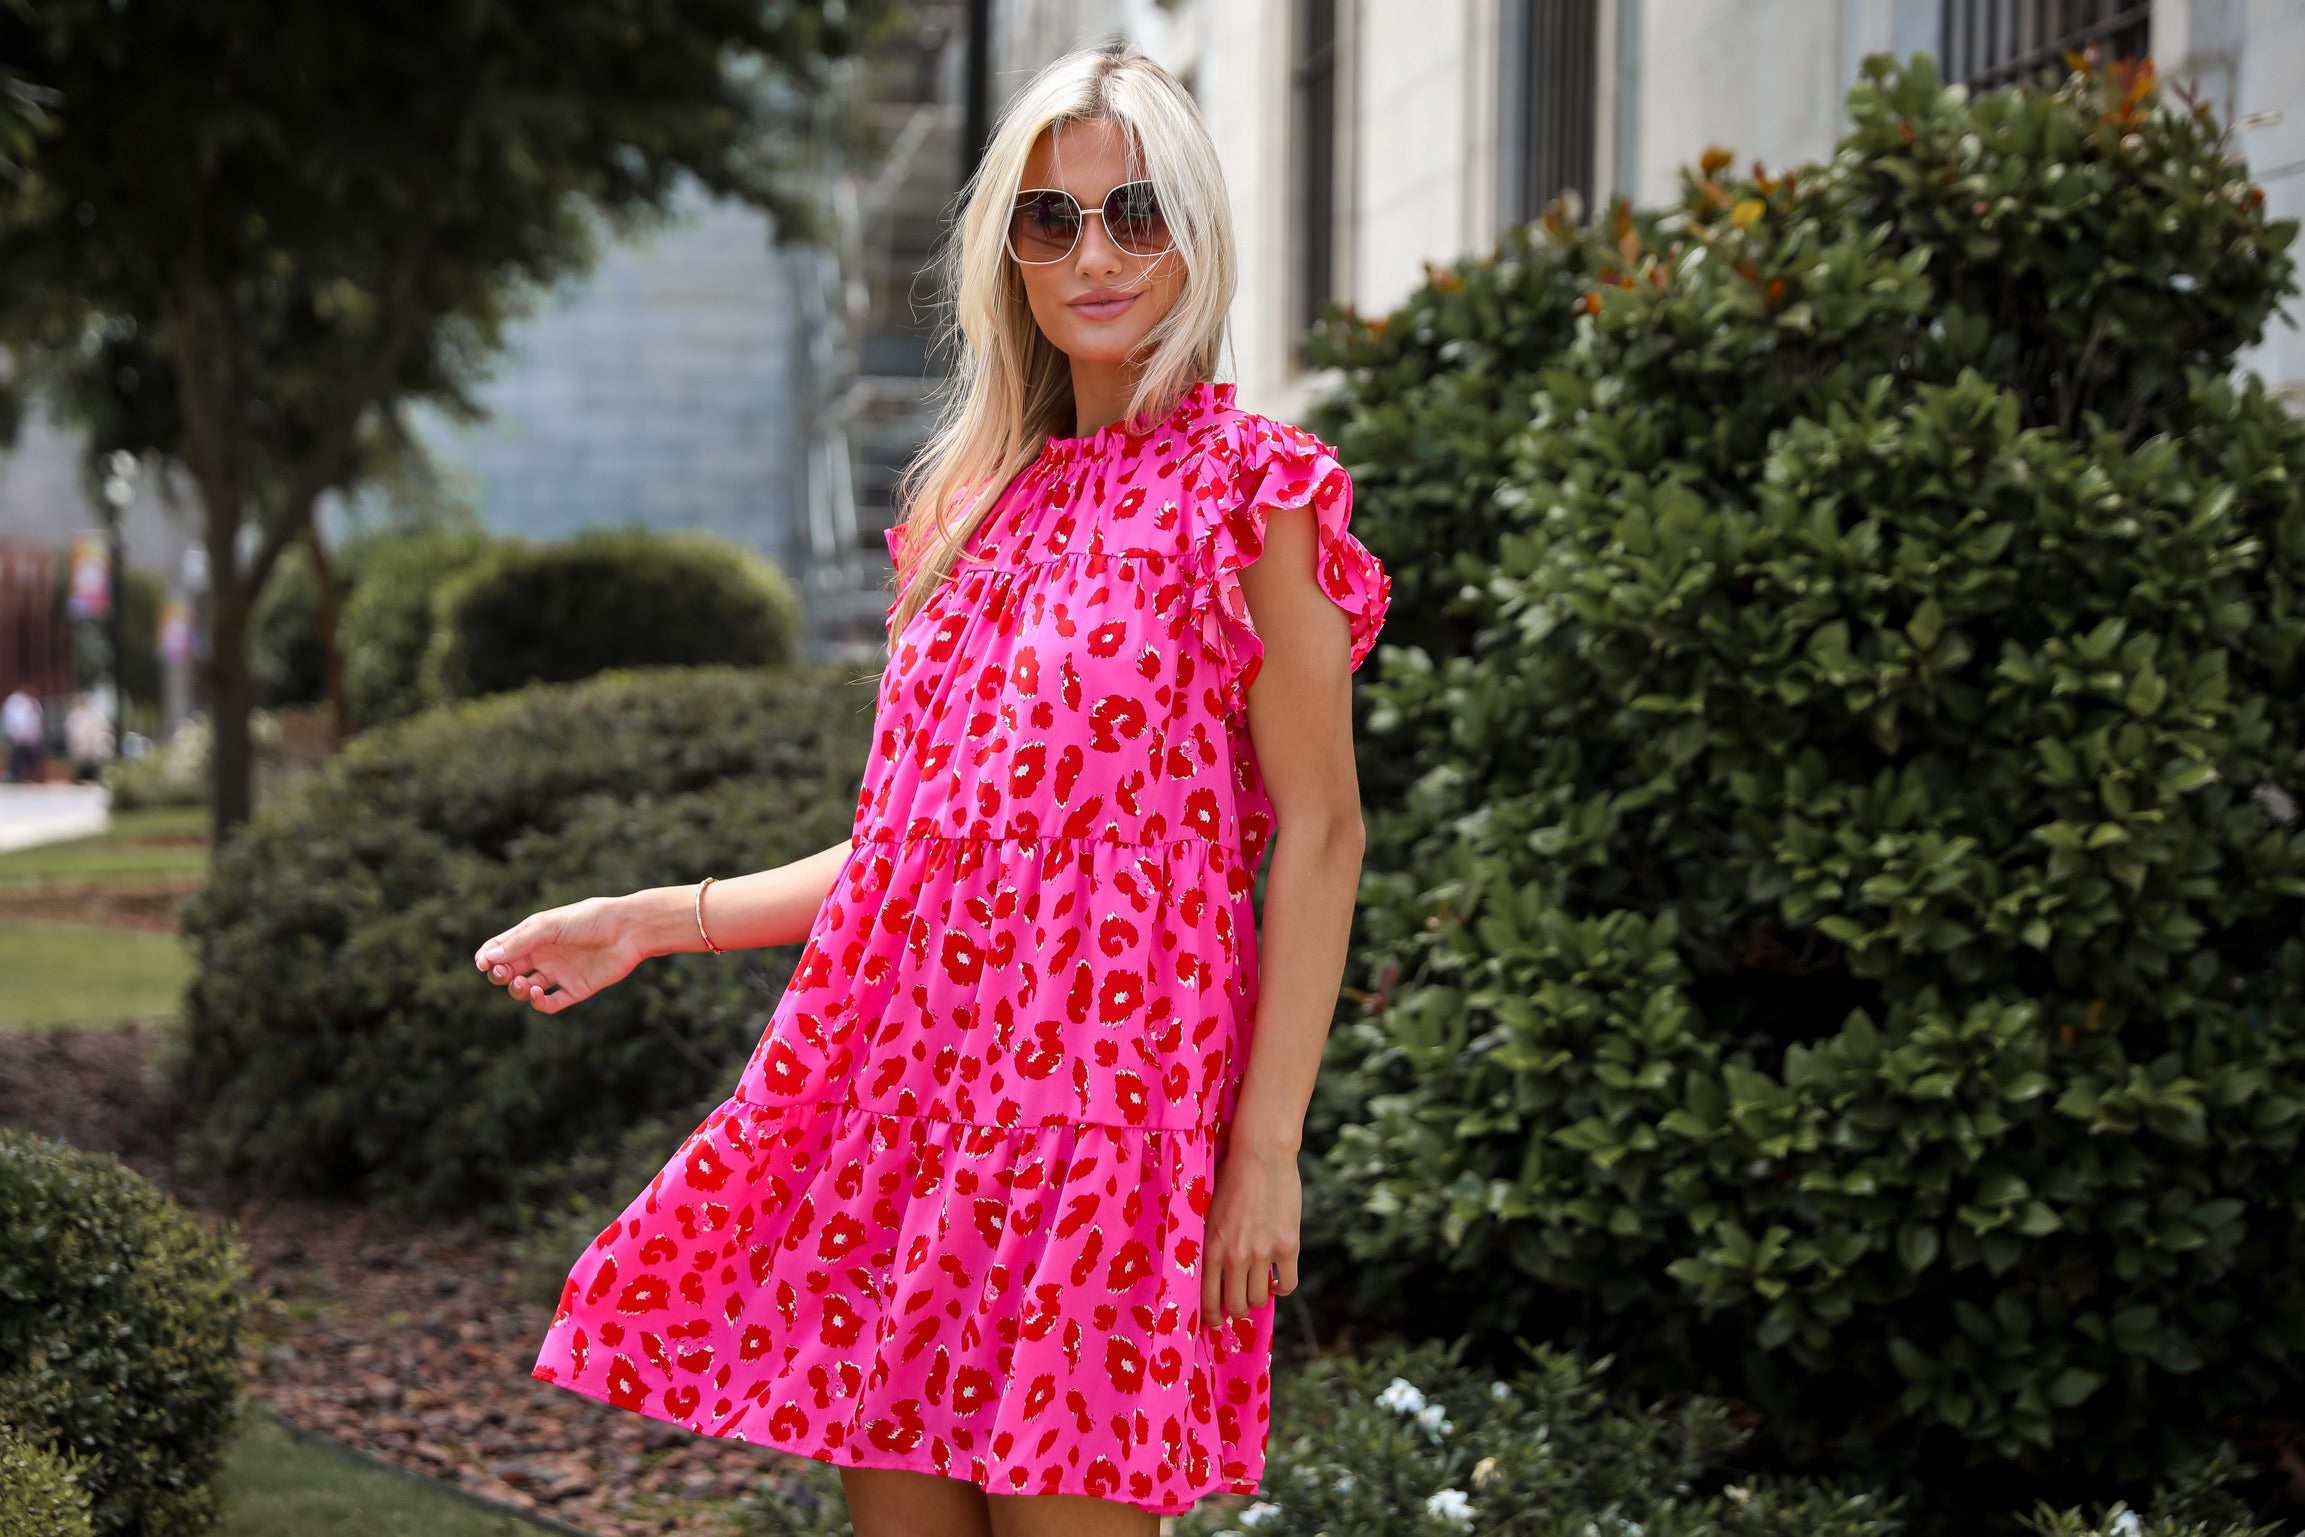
(1004, 180), (1177, 265)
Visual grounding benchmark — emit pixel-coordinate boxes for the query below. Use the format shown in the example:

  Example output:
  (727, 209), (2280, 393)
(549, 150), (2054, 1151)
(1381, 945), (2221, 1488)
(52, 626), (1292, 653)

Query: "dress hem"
(528, 1365), (1260, 1517)
(720, 1090), (1237, 1142)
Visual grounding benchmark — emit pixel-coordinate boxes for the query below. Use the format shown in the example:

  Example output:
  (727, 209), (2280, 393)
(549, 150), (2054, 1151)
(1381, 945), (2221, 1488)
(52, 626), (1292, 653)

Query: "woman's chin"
(1052, 328), (1155, 367)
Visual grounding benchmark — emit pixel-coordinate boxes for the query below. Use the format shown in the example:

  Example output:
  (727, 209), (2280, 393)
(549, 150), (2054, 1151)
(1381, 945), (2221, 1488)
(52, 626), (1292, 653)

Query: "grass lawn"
(0, 923), (193, 1028)
(217, 1408), (571, 1537)
(0, 806), (211, 885)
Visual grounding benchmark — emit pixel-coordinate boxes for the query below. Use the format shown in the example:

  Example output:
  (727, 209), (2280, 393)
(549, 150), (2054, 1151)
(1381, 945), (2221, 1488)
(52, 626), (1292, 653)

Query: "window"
(1501, 0), (1599, 226)
(1940, 0), (2150, 90)
(1293, 0), (1339, 340)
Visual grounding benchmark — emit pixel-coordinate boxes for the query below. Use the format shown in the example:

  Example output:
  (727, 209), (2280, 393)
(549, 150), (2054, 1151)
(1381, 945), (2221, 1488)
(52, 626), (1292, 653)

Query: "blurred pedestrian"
(3, 687), (44, 784)
(64, 694), (115, 783)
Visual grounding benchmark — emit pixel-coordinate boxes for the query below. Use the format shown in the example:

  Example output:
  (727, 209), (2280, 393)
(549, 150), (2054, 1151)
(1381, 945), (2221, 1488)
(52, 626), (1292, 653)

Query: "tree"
(0, 0), (889, 832)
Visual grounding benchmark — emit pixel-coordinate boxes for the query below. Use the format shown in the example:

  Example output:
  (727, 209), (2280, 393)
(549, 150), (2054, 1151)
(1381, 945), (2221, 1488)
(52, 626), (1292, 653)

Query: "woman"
(474, 43), (1389, 1536)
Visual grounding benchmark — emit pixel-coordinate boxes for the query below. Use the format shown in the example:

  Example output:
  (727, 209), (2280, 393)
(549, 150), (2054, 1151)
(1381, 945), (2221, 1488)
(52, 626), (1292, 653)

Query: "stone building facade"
(986, 0), (2305, 420)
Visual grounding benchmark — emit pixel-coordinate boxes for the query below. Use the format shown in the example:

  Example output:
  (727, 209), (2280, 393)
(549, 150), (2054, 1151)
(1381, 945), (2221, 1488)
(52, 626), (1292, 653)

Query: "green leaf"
(1888, 1336), (1937, 1384)
(2046, 1367), (2106, 1407)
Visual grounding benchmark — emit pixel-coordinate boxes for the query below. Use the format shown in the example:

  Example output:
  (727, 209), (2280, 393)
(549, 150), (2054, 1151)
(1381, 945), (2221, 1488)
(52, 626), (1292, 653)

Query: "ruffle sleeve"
(1190, 417), (1392, 718)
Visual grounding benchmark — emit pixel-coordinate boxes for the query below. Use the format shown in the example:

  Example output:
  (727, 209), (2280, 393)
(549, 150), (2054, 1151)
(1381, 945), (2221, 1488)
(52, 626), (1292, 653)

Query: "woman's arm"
(1202, 503), (1368, 1320)
(474, 838), (855, 1015)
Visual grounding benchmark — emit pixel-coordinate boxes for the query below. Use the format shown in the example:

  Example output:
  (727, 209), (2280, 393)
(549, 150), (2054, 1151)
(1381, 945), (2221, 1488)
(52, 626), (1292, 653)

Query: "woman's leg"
(839, 1466), (995, 1537)
(986, 1491), (1160, 1537)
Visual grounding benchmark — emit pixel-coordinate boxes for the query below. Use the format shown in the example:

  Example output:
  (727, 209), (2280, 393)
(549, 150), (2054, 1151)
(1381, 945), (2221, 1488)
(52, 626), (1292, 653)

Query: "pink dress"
(532, 380), (1391, 1514)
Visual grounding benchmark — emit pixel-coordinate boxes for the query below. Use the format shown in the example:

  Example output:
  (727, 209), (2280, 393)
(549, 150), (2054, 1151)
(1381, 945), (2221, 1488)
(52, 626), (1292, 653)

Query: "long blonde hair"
(885, 43), (1236, 646)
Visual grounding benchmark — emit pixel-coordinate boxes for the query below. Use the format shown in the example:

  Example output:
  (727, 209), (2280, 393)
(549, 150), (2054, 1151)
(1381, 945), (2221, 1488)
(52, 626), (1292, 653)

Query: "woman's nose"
(1072, 211), (1127, 274)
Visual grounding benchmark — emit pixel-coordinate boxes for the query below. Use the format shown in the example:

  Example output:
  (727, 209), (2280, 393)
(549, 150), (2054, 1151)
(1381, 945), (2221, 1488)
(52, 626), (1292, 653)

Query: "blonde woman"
(476, 43), (1390, 1537)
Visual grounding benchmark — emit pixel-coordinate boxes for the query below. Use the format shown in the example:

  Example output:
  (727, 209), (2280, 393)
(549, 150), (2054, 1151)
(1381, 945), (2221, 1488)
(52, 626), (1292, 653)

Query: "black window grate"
(1507, 0), (1598, 224)
(1940, 0), (2150, 90)
(1293, 0), (1338, 339)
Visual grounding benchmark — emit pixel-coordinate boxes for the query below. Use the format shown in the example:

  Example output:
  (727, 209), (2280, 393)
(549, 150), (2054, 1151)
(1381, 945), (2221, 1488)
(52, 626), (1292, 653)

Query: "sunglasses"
(1006, 180), (1175, 264)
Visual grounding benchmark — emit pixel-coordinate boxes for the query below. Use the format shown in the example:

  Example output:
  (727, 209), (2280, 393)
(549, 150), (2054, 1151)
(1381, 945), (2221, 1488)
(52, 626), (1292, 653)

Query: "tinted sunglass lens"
(1105, 184), (1171, 256)
(1011, 192), (1081, 261)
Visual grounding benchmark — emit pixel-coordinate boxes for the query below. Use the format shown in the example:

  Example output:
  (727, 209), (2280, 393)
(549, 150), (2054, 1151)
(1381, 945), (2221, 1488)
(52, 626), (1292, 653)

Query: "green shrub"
(1305, 209), (1617, 666)
(101, 720), (208, 812)
(2027, 1512), (2276, 1537)
(339, 528), (499, 730)
(1317, 52), (2305, 1502)
(177, 665), (874, 1216)
(423, 529), (802, 705)
(0, 1130), (244, 1537)
(247, 541), (333, 711)
(0, 1423), (96, 1537)
(1167, 1339), (1900, 1537)
(2070, 1522), (2271, 1537)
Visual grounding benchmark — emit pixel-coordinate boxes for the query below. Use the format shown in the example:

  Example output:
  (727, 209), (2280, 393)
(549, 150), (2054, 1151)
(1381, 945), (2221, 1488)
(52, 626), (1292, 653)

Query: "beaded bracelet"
(694, 875), (724, 956)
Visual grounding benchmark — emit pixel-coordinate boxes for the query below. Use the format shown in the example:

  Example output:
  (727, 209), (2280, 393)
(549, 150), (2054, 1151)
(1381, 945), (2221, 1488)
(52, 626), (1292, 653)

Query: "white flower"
(1413, 1402), (1456, 1438)
(2256, 781), (2298, 826)
(1723, 1484), (1752, 1505)
(1489, 1380), (1511, 1401)
(1425, 1487), (1476, 1530)
(2109, 1512), (2144, 1537)
(1332, 1469), (1359, 1495)
(1238, 1502), (1284, 1529)
(1375, 1377), (1428, 1415)
(1470, 1455), (1499, 1489)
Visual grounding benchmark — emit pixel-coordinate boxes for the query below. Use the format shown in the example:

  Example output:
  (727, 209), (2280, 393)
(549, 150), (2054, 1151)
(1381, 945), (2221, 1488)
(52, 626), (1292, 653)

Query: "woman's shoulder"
(1170, 385), (1346, 504)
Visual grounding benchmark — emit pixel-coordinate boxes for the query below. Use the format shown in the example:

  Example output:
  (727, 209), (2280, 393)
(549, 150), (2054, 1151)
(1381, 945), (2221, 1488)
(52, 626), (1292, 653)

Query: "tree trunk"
(206, 581), (255, 836)
(305, 510), (349, 746)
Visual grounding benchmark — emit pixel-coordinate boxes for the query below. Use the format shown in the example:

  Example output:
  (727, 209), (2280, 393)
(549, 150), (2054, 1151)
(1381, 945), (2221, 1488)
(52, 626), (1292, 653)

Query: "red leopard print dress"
(532, 380), (1391, 1514)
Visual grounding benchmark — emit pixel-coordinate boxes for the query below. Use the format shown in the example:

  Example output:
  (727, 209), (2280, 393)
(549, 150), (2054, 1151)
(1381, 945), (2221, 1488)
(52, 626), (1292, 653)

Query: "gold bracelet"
(694, 876), (724, 956)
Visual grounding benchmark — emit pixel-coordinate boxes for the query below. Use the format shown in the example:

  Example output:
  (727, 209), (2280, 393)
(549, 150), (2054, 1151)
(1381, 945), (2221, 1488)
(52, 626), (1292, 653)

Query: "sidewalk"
(0, 783), (109, 853)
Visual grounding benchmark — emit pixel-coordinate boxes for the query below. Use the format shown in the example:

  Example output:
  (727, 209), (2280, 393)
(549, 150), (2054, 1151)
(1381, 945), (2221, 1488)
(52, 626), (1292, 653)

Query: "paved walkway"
(0, 783), (109, 853)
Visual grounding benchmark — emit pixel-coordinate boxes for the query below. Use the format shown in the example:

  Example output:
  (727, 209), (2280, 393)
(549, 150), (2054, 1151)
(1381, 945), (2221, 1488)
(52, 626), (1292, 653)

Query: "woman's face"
(1009, 119), (1186, 371)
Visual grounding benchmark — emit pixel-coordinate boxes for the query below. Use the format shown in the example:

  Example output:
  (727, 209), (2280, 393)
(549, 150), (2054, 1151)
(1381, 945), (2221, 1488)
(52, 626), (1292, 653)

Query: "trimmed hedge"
(423, 529), (802, 705)
(0, 1130), (244, 1537)
(177, 665), (874, 1216)
(338, 528), (499, 730)
(1316, 51), (2305, 1504)
(0, 1423), (96, 1537)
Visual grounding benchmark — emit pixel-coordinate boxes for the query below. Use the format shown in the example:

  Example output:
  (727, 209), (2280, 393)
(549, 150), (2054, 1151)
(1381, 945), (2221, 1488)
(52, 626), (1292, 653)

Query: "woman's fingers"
(1223, 1255), (1252, 1319)
(1273, 1253), (1300, 1298)
(477, 912), (559, 972)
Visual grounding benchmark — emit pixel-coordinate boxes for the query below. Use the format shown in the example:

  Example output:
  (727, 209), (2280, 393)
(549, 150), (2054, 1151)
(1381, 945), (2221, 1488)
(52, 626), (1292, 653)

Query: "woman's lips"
(1068, 290), (1138, 321)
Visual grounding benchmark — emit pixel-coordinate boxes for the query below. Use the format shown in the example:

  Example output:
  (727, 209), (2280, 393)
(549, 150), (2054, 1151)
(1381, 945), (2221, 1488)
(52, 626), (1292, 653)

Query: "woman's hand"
(1201, 1137), (1303, 1321)
(473, 896), (647, 1015)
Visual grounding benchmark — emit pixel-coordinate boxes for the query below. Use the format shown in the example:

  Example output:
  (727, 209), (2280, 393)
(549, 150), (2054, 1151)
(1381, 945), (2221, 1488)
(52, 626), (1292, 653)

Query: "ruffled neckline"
(1038, 380), (1234, 463)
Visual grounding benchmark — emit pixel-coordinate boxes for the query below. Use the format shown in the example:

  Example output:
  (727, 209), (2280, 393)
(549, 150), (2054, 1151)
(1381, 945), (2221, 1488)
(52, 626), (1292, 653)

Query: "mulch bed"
(0, 1024), (816, 1537)
(0, 877), (206, 931)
